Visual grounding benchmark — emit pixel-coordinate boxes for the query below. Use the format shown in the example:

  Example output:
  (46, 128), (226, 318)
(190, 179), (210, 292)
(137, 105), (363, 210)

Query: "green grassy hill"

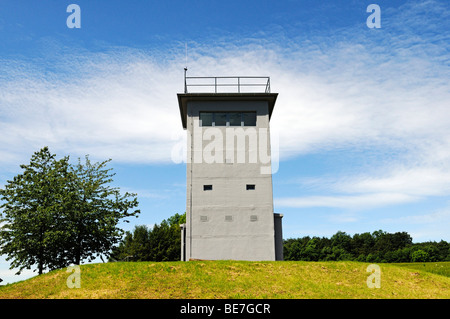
(0, 261), (449, 299)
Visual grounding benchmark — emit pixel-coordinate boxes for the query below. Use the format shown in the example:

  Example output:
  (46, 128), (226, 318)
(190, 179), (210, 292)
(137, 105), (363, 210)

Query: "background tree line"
(283, 230), (450, 263)
(111, 213), (449, 263)
(109, 213), (185, 262)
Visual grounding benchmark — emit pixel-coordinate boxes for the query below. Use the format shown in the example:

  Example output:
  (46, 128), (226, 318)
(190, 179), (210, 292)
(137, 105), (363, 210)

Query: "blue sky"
(1, 0), (449, 284)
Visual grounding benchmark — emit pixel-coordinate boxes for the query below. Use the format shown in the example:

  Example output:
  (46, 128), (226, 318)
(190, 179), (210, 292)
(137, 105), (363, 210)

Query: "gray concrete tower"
(178, 75), (283, 261)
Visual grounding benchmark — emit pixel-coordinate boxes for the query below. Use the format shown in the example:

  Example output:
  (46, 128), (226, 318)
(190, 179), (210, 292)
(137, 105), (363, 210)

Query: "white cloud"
(378, 206), (450, 242)
(275, 164), (450, 210)
(0, 1), (448, 221)
(275, 192), (417, 210)
(0, 51), (185, 166)
(277, 152), (450, 210)
(338, 167), (450, 198)
(381, 207), (450, 225)
(0, 28), (448, 168)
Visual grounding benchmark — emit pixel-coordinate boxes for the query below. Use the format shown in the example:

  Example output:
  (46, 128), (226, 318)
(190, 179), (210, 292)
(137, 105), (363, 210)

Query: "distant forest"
(284, 230), (450, 263)
(110, 213), (449, 263)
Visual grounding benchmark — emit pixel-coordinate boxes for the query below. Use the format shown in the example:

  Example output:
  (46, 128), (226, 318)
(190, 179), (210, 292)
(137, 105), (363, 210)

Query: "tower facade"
(178, 76), (283, 261)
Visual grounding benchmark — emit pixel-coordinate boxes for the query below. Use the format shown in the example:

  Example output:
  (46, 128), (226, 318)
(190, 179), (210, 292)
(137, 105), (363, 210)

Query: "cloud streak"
(1, 37), (448, 165)
(275, 192), (417, 210)
(0, 1), (448, 216)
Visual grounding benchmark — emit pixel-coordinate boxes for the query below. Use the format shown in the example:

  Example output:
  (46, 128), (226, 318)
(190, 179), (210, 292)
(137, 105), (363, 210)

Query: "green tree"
(303, 237), (320, 261)
(62, 156), (140, 265)
(164, 213), (186, 261)
(110, 213), (186, 262)
(283, 238), (302, 261)
(0, 147), (140, 275)
(352, 232), (375, 256)
(0, 148), (68, 274)
(330, 231), (353, 259)
(284, 231), (448, 262)
(411, 249), (429, 262)
(374, 231), (412, 254)
(109, 225), (151, 261)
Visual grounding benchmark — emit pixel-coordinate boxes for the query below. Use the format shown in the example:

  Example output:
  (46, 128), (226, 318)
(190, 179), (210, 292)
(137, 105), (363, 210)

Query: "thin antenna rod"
(184, 42), (188, 93)
(185, 42), (188, 69)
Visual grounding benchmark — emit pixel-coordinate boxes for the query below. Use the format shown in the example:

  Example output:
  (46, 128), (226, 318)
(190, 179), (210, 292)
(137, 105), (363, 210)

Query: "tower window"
(250, 215), (258, 222)
(229, 112), (242, 126)
(199, 112), (257, 127)
(246, 184), (256, 190)
(199, 112), (213, 126)
(242, 112), (257, 126)
(214, 113), (227, 126)
(225, 215), (233, 222)
(203, 185), (213, 191)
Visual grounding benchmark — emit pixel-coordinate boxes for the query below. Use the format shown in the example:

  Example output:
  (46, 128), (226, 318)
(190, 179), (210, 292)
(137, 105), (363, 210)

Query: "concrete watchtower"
(178, 73), (283, 261)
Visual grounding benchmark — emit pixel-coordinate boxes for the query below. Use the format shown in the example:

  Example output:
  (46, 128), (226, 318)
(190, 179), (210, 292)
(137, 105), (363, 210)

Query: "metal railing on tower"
(184, 72), (271, 94)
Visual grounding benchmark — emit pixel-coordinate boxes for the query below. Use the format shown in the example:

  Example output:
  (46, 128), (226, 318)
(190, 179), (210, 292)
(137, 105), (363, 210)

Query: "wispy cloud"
(270, 1), (450, 212)
(0, 49), (184, 166)
(275, 193), (417, 210)
(0, 2), (448, 220)
(379, 206), (450, 242)
(338, 167), (450, 197)
(381, 207), (450, 225)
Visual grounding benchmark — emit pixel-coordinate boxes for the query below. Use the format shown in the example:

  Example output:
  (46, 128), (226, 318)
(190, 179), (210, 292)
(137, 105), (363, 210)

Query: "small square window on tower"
(203, 185), (213, 191)
(246, 184), (255, 190)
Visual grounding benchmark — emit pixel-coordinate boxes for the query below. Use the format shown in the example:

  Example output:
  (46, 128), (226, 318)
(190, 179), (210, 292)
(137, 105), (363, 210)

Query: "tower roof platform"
(177, 76), (277, 129)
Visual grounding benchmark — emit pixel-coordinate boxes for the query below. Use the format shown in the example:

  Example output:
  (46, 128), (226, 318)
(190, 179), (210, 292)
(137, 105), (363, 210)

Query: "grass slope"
(0, 261), (449, 299)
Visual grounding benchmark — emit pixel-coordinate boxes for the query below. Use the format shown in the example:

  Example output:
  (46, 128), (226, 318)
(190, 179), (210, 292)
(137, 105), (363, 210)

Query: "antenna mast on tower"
(184, 42), (188, 93)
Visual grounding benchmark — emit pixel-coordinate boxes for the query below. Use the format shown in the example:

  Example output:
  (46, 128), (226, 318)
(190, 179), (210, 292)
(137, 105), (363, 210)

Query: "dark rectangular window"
(229, 112), (242, 126)
(200, 112), (213, 126)
(246, 184), (256, 190)
(242, 112), (257, 126)
(203, 185), (213, 191)
(199, 111), (257, 127)
(214, 113), (227, 126)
